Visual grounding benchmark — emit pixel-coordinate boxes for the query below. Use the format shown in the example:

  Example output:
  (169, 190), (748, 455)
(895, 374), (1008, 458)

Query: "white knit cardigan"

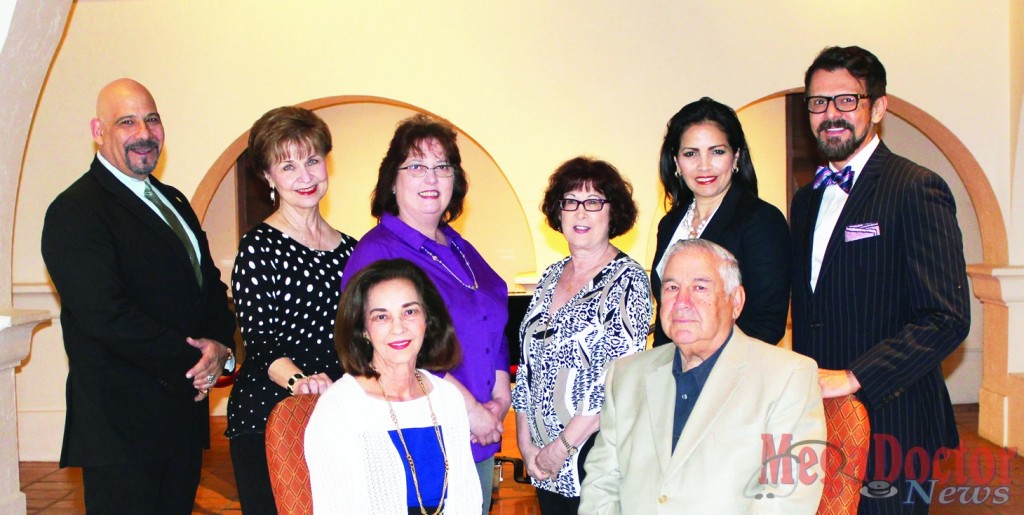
(305, 371), (482, 514)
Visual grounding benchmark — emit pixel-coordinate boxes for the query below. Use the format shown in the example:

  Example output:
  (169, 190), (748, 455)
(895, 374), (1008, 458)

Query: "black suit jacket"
(41, 157), (236, 468)
(651, 185), (791, 346)
(790, 141), (970, 457)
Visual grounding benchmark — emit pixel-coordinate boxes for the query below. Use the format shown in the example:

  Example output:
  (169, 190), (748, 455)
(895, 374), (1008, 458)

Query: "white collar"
(97, 152), (152, 196)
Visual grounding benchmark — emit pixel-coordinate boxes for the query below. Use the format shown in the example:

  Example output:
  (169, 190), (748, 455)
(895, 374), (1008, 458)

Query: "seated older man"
(580, 239), (826, 514)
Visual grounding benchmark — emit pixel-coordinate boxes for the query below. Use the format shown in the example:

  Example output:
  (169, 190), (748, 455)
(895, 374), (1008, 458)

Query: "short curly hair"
(541, 156), (638, 239)
(335, 259), (461, 379)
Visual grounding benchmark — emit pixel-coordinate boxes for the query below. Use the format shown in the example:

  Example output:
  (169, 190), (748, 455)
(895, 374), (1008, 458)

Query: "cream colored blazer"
(580, 328), (826, 515)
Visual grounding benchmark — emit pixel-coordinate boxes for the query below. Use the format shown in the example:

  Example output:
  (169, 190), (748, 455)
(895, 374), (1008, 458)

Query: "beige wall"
(12, 0), (1018, 285)
(201, 101), (535, 289)
(9, 0), (1024, 459)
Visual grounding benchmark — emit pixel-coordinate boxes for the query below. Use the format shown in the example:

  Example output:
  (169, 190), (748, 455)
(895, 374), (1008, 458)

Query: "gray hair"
(656, 238), (742, 294)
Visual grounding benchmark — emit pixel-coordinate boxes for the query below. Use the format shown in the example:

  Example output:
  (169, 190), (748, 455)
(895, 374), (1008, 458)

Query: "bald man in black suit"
(42, 79), (236, 514)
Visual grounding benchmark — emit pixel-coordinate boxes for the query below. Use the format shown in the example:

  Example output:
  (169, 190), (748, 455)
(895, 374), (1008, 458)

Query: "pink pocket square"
(845, 222), (881, 242)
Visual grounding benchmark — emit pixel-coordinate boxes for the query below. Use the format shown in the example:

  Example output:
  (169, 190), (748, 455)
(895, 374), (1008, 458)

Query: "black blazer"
(651, 184), (791, 346)
(790, 142), (970, 456)
(42, 157), (236, 468)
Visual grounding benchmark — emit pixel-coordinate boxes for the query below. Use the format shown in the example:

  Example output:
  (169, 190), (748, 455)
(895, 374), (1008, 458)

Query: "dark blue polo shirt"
(671, 331), (731, 453)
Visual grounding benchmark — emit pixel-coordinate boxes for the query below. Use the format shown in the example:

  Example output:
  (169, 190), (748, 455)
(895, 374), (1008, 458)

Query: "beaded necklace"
(420, 239), (479, 290)
(378, 371), (449, 515)
(684, 199), (716, 238)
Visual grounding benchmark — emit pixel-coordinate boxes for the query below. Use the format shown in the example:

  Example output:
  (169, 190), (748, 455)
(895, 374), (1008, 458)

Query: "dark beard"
(125, 139), (161, 175)
(815, 119), (865, 163)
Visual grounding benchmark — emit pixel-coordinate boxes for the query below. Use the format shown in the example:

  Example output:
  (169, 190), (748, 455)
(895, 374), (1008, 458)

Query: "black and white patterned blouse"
(511, 250), (653, 497)
(225, 223), (357, 438)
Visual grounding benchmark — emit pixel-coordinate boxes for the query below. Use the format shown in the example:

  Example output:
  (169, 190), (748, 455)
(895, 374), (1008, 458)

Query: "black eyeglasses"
(559, 198), (608, 212)
(805, 94), (870, 114)
(398, 164), (458, 178)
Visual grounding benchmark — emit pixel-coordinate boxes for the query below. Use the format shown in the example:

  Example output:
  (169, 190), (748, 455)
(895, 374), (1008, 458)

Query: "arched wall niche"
(195, 95), (535, 289)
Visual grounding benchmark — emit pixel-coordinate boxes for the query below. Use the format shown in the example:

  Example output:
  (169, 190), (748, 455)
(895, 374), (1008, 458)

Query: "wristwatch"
(558, 433), (578, 457)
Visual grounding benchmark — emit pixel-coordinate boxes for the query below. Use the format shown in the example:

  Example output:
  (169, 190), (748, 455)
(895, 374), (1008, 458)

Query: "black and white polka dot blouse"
(225, 223), (357, 438)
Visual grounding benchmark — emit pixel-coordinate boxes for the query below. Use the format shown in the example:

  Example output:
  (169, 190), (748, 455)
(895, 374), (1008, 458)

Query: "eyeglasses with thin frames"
(398, 164), (458, 178)
(559, 198), (609, 212)
(804, 94), (870, 114)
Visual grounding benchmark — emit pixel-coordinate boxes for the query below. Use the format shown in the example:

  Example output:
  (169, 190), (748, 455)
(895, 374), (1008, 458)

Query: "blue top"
(342, 213), (509, 461)
(671, 330), (731, 452)
(388, 426), (448, 508)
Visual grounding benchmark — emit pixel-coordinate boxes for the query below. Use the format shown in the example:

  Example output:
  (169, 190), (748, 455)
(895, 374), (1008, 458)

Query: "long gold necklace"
(377, 371), (449, 515)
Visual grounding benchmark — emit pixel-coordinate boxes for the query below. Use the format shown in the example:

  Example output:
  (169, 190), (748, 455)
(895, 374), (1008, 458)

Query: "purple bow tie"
(813, 165), (854, 194)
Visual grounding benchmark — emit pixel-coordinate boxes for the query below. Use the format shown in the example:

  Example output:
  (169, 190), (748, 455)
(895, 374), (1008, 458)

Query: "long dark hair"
(658, 97), (758, 211)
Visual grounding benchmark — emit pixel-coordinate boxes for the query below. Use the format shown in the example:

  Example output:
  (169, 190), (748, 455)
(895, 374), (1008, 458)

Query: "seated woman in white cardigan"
(305, 258), (481, 514)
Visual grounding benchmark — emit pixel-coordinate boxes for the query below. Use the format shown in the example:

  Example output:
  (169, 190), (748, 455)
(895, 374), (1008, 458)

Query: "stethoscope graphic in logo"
(860, 480), (898, 498)
(742, 438), (831, 500)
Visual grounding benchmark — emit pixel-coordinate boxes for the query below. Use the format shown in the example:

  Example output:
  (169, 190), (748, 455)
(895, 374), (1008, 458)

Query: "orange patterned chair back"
(817, 394), (871, 515)
(266, 394), (320, 515)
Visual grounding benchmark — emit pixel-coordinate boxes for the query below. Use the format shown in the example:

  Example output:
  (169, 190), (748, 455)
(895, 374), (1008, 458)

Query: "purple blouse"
(341, 213), (510, 461)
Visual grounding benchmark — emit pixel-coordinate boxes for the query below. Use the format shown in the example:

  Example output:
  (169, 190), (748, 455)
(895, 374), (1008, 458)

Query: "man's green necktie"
(144, 182), (203, 287)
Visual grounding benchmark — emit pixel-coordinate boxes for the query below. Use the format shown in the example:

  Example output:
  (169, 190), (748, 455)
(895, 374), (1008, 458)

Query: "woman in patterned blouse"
(226, 106), (357, 514)
(512, 157), (653, 513)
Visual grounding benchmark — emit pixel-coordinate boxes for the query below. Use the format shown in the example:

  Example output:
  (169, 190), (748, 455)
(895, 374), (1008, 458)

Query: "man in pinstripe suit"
(790, 46), (971, 514)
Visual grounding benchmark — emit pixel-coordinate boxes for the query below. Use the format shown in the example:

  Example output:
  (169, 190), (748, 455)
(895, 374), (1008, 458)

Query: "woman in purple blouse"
(341, 114), (509, 515)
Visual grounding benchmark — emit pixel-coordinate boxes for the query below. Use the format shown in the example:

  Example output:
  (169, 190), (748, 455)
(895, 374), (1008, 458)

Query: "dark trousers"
(535, 432), (597, 515)
(858, 492), (931, 515)
(537, 488), (580, 514)
(230, 433), (279, 515)
(858, 434), (937, 515)
(81, 447), (202, 515)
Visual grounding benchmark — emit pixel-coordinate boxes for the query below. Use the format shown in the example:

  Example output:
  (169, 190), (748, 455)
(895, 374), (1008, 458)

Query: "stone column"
(967, 265), (1024, 455)
(0, 309), (49, 515)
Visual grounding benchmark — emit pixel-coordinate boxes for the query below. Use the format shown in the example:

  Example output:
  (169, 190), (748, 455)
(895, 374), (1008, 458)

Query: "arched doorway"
(645, 90), (1007, 408)
(193, 95), (536, 287)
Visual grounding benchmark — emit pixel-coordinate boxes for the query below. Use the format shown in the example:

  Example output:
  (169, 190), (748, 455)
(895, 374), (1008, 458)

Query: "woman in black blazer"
(651, 97), (790, 346)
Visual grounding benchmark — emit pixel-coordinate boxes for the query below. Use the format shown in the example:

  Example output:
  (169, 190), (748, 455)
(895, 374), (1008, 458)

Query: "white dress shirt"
(97, 152), (201, 258)
(809, 136), (880, 291)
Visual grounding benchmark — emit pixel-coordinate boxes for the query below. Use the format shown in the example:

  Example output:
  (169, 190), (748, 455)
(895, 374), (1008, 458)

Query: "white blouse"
(305, 371), (482, 514)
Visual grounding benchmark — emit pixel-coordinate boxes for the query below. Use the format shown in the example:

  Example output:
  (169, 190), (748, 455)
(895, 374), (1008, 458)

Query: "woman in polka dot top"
(225, 106), (357, 514)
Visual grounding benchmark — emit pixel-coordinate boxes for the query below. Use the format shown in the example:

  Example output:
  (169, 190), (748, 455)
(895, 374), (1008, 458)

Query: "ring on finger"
(206, 374), (216, 384)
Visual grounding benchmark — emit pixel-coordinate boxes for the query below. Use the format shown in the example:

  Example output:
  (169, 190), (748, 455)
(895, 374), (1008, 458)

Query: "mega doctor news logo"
(747, 433), (1015, 507)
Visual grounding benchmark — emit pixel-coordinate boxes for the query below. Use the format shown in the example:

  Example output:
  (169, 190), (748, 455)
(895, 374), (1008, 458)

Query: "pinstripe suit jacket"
(790, 141), (970, 462)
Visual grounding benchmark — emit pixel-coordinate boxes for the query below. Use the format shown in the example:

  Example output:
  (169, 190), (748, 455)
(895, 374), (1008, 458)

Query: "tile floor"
(19, 404), (1024, 514)
(20, 410), (539, 515)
